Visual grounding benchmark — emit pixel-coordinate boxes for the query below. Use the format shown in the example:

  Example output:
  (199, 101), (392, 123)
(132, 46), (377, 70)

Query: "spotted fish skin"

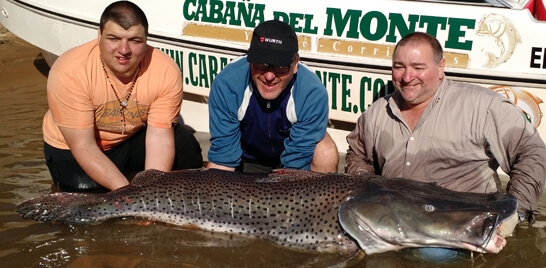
(16, 169), (372, 256)
(16, 169), (518, 256)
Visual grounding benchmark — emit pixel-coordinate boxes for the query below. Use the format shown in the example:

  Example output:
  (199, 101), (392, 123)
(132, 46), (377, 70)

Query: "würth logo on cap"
(260, 36), (283, 44)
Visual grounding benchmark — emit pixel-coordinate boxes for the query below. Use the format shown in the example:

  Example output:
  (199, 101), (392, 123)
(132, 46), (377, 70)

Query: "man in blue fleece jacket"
(206, 20), (338, 173)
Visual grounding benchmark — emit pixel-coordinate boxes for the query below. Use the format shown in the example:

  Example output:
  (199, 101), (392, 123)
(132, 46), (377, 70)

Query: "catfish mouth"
(457, 194), (518, 254)
(459, 213), (507, 253)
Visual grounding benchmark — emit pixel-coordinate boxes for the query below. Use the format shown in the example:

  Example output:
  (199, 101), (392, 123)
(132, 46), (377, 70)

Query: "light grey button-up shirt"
(346, 78), (546, 220)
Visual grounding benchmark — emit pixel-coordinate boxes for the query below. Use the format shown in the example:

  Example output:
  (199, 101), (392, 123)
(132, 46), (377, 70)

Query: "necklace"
(100, 57), (141, 135)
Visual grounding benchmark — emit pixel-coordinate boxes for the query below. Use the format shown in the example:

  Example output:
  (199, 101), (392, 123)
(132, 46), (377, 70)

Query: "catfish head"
(338, 178), (517, 255)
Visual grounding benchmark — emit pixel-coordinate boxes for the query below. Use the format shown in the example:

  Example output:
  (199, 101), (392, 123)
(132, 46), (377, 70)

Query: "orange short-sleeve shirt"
(43, 40), (182, 151)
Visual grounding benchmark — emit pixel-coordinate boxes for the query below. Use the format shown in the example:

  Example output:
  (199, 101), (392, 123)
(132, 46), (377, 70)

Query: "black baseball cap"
(247, 20), (298, 66)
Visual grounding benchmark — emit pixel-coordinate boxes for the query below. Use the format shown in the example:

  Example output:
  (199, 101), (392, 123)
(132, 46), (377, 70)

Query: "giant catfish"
(16, 169), (517, 257)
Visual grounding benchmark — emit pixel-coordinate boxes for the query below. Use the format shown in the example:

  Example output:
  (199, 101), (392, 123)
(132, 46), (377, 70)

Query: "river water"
(0, 28), (545, 268)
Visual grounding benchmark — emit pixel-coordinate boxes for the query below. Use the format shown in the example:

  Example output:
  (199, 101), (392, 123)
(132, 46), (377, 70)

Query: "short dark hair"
(99, 1), (149, 35)
(393, 32), (443, 64)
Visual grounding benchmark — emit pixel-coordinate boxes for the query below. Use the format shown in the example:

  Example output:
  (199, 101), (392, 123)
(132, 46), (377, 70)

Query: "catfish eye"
(424, 204), (435, 212)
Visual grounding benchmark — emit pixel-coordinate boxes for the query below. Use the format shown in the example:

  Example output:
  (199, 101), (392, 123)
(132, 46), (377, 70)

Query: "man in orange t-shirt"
(43, 1), (202, 192)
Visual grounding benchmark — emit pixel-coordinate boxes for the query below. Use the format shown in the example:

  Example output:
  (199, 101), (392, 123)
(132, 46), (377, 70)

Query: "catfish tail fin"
(16, 192), (106, 223)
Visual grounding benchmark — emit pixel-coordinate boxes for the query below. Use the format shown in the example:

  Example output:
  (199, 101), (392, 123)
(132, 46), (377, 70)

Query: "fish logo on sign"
(477, 14), (521, 68)
(490, 85), (544, 128)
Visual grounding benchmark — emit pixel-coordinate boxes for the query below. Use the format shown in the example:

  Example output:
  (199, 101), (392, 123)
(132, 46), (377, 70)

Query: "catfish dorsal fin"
(261, 169), (327, 182)
(131, 169), (165, 186)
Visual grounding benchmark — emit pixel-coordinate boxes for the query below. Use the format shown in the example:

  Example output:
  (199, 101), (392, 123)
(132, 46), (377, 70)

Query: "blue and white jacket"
(207, 56), (329, 170)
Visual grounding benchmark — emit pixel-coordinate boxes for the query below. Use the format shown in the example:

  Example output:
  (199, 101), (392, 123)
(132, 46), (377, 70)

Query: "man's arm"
(281, 66), (329, 170)
(59, 126), (129, 191)
(206, 162), (235, 171)
(487, 98), (546, 224)
(345, 112), (375, 175)
(206, 62), (245, 170)
(145, 125), (175, 171)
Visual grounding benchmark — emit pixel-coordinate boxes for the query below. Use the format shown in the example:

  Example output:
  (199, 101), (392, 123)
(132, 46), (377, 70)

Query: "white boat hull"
(2, 0), (546, 155)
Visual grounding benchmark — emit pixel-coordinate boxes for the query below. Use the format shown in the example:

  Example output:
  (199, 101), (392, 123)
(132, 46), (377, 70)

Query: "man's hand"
(206, 162), (235, 171)
(59, 126), (129, 191)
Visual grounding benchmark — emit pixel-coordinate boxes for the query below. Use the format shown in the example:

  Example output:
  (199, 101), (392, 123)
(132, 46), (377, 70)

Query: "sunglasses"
(251, 61), (295, 75)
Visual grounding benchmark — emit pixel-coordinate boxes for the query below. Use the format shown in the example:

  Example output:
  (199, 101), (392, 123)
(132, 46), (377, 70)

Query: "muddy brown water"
(0, 27), (545, 267)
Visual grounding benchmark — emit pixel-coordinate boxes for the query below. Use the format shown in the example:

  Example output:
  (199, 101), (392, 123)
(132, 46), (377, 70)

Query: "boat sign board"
(1, 0), (545, 151)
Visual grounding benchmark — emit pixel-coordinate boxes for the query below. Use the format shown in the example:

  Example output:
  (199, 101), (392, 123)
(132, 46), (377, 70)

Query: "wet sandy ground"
(1, 24), (545, 267)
